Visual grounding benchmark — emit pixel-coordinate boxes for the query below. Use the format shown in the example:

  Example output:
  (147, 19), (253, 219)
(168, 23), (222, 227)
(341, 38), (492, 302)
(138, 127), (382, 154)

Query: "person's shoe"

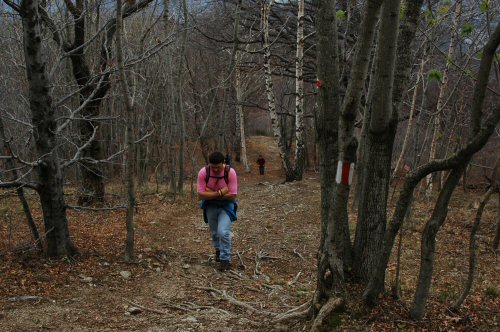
(219, 260), (230, 272)
(215, 250), (220, 262)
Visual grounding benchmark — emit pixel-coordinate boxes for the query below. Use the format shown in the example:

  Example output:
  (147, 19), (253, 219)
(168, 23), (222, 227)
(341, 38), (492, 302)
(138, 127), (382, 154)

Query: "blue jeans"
(206, 206), (232, 261)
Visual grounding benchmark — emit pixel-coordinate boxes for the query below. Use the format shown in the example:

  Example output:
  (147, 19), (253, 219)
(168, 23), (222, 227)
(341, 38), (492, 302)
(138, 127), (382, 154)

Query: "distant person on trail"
(256, 154), (266, 175)
(197, 151), (238, 272)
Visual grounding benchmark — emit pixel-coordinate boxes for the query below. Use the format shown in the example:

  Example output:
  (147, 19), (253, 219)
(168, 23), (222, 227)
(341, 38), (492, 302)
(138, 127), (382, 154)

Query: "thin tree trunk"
(425, 0), (462, 198)
(450, 185), (494, 311)
(235, 54), (250, 172)
(494, 192), (500, 250)
(116, 0), (136, 262)
(410, 165), (465, 319)
(175, 0), (188, 193)
(0, 112), (42, 251)
(64, 0), (107, 206)
(293, 0), (306, 181)
(217, 0), (242, 152)
(262, 0), (293, 180)
(392, 57), (425, 182)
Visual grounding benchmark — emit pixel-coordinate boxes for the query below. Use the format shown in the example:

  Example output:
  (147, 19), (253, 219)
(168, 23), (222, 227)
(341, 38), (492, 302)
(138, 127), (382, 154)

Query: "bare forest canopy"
(0, 0), (499, 330)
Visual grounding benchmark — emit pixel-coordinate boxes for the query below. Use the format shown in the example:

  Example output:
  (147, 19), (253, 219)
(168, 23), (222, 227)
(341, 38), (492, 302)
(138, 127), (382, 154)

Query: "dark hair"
(208, 151), (225, 164)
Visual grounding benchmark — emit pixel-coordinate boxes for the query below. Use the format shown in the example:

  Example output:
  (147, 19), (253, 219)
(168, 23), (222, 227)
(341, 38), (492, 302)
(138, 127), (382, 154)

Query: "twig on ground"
(293, 248), (305, 260)
(228, 270), (247, 280)
(258, 250), (283, 260)
(287, 271), (302, 286)
(236, 250), (246, 270)
(225, 271), (246, 281)
(124, 298), (174, 317)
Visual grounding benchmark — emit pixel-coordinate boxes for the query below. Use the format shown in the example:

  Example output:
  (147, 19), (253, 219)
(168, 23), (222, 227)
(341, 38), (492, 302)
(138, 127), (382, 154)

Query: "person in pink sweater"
(197, 151), (238, 272)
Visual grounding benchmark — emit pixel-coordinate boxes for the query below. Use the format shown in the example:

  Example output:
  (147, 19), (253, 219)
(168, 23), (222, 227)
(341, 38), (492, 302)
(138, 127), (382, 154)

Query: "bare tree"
(3, 0), (78, 256)
(115, 0), (137, 262)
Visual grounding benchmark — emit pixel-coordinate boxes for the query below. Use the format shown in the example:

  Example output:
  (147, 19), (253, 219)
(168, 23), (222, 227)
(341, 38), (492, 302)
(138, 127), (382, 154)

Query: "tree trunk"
(353, 0), (401, 283)
(175, 0), (188, 193)
(392, 56), (425, 182)
(335, 0), (383, 273)
(116, 0), (136, 262)
(235, 54), (250, 172)
(410, 165), (465, 319)
(313, 0), (343, 315)
(64, 0), (109, 205)
(20, 0), (77, 256)
(450, 185), (494, 311)
(292, 0), (306, 181)
(425, 0), (462, 198)
(262, 1), (293, 180)
(217, 0), (242, 153)
(365, 20), (500, 312)
(0, 111), (42, 251)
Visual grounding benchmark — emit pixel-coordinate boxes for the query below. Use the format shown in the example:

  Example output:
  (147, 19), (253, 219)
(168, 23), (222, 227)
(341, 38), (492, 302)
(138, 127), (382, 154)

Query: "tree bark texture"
(333, 0), (383, 274)
(313, 0), (343, 311)
(353, 0), (401, 283)
(356, 0), (424, 291)
(262, 1), (293, 180)
(20, 0), (76, 256)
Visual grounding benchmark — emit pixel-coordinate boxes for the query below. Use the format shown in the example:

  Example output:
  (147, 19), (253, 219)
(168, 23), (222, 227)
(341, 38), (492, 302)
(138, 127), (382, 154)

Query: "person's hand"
(220, 187), (229, 195)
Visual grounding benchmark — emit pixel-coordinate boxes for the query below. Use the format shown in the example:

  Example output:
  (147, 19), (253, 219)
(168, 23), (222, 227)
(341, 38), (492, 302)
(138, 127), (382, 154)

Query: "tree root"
(272, 300), (312, 323)
(310, 297), (344, 332)
(194, 285), (315, 327)
(194, 286), (276, 316)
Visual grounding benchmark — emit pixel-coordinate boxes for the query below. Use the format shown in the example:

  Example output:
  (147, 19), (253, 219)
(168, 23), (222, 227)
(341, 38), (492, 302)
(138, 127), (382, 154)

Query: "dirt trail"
(1, 136), (498, 331)
(0, 137), (322, 331)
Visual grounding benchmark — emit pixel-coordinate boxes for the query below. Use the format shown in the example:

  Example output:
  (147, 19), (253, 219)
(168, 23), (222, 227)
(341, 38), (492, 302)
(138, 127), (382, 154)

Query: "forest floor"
(0, 136), (499, 332)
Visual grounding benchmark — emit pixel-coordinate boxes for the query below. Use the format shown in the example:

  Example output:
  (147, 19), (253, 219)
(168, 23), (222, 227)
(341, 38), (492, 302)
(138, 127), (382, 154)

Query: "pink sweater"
(197, 166), (238, 194)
